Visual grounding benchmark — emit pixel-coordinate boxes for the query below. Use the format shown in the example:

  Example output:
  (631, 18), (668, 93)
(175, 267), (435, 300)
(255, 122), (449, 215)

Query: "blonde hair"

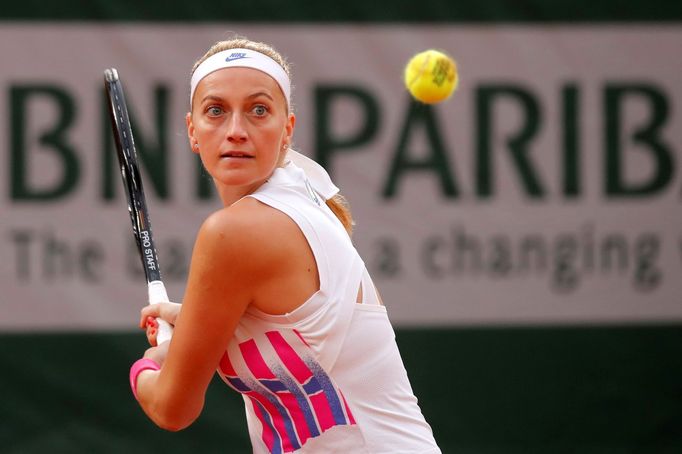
(192, 37), (355, 236)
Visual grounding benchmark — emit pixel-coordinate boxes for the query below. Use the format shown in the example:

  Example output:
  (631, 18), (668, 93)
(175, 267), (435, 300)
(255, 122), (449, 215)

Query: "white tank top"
(216, 161), (440, 454)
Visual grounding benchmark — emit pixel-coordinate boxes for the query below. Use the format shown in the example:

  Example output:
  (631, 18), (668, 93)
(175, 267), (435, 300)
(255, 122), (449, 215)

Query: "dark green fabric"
(0, 0), (681, 22)
(2, 325), (681, 453)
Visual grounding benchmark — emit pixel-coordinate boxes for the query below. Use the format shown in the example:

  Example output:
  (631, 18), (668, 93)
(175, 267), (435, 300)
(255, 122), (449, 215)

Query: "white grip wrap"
(147, 280), (173, 344)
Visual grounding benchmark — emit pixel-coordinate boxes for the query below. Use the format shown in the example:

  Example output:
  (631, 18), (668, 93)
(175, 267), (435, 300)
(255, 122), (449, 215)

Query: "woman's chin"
(214, 174), (268, 191)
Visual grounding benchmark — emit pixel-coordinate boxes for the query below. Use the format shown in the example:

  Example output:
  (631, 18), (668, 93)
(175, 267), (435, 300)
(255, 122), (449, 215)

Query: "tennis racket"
(104, 68), (173, 344)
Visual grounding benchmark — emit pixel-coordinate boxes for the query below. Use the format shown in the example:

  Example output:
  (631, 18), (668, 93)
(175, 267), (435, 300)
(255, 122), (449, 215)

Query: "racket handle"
(148, 280), (174, 344)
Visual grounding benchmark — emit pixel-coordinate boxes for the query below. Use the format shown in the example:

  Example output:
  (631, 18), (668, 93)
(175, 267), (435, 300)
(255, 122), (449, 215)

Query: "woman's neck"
(216, 180), (267, 207)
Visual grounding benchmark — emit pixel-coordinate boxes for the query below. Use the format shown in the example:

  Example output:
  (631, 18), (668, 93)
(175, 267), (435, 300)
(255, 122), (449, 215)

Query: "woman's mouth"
(220, 151), (254, 159)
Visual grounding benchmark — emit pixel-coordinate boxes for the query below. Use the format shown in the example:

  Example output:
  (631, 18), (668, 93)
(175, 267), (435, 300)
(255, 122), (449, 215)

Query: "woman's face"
(187, 67), (294, 197)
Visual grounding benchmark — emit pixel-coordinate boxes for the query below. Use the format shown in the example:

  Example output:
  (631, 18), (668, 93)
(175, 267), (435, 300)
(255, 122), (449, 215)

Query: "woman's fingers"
(140, 316), (159, 346)
(139, 305), (162, 328)
(139, 302), (180, 328)
(157, 302), (182, 325)
(146, 324), (158, 347)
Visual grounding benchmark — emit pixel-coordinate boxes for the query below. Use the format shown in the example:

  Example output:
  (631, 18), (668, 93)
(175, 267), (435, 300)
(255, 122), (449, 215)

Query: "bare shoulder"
(195, 197), (318, 314)
(196, 197), (307, 271)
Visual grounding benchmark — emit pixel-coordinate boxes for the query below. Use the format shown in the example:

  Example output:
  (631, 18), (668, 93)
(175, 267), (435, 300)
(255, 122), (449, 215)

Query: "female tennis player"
(130, 36), (441, 453)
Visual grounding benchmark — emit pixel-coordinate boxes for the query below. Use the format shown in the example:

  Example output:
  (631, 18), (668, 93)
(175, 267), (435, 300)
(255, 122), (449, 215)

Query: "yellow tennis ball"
(404, 49), (459, 104)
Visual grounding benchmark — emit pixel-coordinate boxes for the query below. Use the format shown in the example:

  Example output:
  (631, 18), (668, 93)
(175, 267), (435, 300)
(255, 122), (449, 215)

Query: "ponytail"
(326, 193), (354, 236)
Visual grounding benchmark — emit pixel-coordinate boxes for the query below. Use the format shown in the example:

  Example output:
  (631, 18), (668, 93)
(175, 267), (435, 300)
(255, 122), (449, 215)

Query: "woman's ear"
(277, 113), (296, 167)
(186, 112), (199, 154)
(285, 112), (296, 145)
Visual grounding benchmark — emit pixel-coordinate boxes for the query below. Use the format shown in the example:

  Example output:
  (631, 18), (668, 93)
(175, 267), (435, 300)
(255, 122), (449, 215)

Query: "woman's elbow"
(155, 417), (193, 432)
(146, 400), (202, 432)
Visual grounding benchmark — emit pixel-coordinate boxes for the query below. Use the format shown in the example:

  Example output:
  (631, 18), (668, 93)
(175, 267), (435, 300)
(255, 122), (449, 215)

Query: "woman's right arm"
(132, 204), (269, 430)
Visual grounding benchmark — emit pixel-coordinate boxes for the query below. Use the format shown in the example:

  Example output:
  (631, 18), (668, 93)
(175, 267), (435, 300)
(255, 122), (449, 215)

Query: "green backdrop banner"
(2, 327), (682, 453)
(1, 0), (682, 22)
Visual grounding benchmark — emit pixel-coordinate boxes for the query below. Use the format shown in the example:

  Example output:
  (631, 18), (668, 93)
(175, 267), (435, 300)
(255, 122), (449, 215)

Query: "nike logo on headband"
(225, 52), (249, 62)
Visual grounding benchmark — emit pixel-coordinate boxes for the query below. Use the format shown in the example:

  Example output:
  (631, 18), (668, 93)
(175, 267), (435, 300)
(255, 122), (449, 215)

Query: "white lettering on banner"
(0, 24), (680, 331)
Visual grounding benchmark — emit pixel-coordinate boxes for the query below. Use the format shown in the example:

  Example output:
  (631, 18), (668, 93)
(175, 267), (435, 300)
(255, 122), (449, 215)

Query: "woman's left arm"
(133, 205), (267, 431)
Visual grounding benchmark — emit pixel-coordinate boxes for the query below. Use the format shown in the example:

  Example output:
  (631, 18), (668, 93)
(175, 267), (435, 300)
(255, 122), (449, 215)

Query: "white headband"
(190, 48), (291, 108)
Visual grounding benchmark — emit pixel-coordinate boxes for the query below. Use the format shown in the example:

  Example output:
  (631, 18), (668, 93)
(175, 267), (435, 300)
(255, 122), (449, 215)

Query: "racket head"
(104, 68), (162, 283)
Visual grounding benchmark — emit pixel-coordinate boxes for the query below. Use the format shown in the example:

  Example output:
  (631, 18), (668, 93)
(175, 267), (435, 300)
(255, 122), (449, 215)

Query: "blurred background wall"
(1, 1), (681, 452)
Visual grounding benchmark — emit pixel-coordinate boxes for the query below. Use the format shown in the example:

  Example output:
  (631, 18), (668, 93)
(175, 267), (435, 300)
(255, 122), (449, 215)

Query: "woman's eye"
(252, 105), (268, 116)
(207, 106), (223, 116)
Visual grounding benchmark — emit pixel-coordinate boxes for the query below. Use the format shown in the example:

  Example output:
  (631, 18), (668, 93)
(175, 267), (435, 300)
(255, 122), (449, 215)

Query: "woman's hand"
(139, 302), (182, 347)
(143, 340), (170, 367)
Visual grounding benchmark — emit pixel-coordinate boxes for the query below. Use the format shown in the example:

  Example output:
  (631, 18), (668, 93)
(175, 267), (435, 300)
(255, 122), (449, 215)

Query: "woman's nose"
(226, 113), (247, 143)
